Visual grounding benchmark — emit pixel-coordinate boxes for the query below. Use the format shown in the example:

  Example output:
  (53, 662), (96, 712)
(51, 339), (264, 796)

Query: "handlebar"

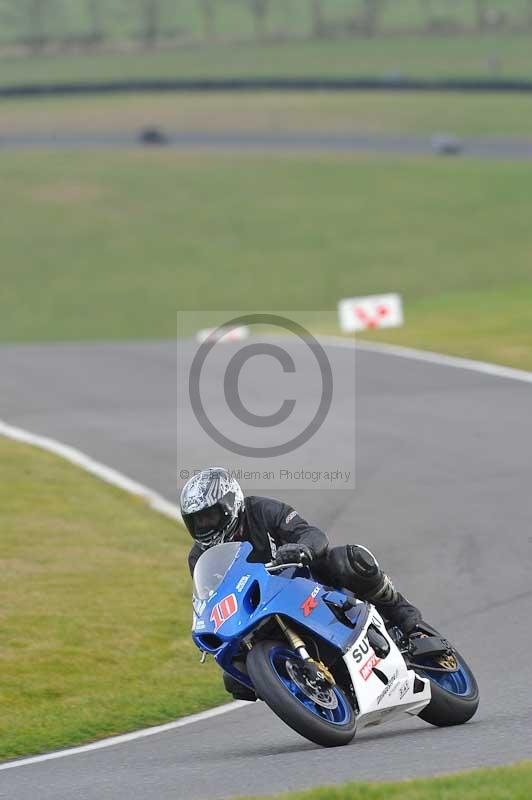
(265, 561), (303, 573)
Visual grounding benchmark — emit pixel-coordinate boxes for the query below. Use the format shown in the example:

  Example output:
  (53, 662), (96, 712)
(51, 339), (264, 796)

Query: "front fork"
(275, 614), (311, 661)
(275, 615), (336, 686)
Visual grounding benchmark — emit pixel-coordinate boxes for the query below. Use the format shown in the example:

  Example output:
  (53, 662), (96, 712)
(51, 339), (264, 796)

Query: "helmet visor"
(183, 502), (227, 545)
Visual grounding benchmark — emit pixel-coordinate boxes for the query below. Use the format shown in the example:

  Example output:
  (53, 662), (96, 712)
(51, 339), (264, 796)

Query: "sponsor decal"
(352, 636), (371, 664)
(398, 681), (409, 700)
(267, 532), (277, 558)
(285, 510), (298, 525)
(210, 593), (238, 632)
(376, 669), (399, 705)
(359, 652), (381, 681)
(236, 575), (250, 593)
(193, 619), (206, 631)
(301, 585), (320, 617)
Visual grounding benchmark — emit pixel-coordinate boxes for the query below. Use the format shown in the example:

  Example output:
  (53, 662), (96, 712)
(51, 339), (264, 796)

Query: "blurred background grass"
(2, 35), (532, 84)
(3, 91), (532, 138)
(1, 151), (531, 368)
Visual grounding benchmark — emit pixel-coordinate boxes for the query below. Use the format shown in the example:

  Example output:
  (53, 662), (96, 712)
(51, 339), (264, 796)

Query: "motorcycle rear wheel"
(411, 623), (479, 727)
(247, 639), (356, 747)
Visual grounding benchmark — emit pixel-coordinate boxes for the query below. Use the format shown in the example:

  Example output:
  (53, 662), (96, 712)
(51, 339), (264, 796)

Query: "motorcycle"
(191, 541), (479, 747)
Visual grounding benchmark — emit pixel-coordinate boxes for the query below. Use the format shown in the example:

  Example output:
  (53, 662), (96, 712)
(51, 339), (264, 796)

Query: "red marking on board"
(353, 304), (390, 329)
(301, 595), (319, 617)
(210, 593), (238, 632)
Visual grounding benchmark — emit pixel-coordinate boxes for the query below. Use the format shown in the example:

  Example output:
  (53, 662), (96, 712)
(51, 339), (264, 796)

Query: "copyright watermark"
(177, 311), (355, 491)
(179, 468), (352, 485)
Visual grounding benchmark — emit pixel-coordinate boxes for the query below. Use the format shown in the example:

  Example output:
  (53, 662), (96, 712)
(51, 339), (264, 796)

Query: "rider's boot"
(371, 586), (422, 635)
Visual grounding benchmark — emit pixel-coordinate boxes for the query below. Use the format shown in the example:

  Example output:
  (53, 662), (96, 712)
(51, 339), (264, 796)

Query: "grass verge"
(0, 436), (226, 762)
(0, 151), (531, 369)
(1, 35), (532, 86)
(235, 762), (532, 800)
(3, 91), (532, 139)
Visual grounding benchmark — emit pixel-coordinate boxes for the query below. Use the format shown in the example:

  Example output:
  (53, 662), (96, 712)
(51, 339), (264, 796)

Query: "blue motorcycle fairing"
(192, 542), (370, 690)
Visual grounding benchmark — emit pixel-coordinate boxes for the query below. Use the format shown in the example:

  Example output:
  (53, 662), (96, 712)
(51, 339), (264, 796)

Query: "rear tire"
(247, 639), (356, 747)
(413, 624), (479, 727)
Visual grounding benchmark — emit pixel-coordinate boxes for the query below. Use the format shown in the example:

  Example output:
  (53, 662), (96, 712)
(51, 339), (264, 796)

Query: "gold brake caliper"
(418, 633), (458, 670)
(308, 658), (336, 685)
(436, 652), (458, 670)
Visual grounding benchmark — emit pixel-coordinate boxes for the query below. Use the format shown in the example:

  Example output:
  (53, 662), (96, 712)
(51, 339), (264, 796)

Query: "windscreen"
(192, 542), (241, 601)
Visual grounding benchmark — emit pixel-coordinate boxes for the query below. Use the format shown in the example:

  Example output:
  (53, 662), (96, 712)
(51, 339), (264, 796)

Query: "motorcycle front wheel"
(246, 639), (356, 747)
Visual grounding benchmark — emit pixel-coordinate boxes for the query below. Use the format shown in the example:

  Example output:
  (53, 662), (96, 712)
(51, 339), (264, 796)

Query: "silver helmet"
(180, 467), (244, 549)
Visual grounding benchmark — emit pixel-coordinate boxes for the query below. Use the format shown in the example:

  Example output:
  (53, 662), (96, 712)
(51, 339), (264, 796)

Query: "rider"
(181, 466), (423, 702)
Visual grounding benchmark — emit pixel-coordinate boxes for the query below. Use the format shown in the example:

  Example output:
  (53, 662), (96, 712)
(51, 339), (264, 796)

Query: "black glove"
(273, 543), (313, 567)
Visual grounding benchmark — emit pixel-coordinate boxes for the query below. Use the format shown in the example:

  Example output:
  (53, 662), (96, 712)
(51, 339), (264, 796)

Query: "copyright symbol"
(189, 314), (333, 459)
(180, 469), (190, 480)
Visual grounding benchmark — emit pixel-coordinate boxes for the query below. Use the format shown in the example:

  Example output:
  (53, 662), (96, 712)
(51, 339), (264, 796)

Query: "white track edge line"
(0, 702), (247, 772)
(0, 420), (183, 522)
(321, 336), (532, 384)
(1, 338), (530, 770)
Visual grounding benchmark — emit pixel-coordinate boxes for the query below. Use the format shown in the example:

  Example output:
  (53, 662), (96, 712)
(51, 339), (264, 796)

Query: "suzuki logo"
(301, 585), (320, 617)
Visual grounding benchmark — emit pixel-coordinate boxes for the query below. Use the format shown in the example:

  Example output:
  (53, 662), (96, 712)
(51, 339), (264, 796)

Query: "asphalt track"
(2, 131), (532, 159)
(1, 339), (531, 799)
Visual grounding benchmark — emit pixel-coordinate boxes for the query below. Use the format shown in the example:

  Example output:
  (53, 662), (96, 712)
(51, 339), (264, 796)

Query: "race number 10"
(210, 593), (238, 632)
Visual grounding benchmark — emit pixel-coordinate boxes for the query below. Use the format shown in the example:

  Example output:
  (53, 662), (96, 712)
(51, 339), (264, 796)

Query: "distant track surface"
(1, 339), (531, 799)
(1, 131), (532, 159)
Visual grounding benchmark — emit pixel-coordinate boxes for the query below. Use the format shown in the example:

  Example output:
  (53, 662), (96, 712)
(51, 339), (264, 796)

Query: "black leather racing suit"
(188, 495), (421, 701)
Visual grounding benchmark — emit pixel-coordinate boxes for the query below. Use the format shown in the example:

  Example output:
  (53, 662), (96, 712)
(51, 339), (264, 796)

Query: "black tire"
(413, 624), (479, 727)
(246, 639), (356, 747)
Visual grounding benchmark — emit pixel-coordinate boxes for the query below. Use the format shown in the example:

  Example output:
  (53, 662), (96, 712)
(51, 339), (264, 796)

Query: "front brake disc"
(285, 660), (339, 709)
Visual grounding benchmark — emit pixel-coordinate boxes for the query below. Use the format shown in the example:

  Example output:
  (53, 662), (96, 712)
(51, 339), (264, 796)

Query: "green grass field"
(237, 762), (532, 800)
(0, 436), (226, 762)
(1, 33), (532, 86)
(1, 150), (531, 369)
(4, 91), (532, 139)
